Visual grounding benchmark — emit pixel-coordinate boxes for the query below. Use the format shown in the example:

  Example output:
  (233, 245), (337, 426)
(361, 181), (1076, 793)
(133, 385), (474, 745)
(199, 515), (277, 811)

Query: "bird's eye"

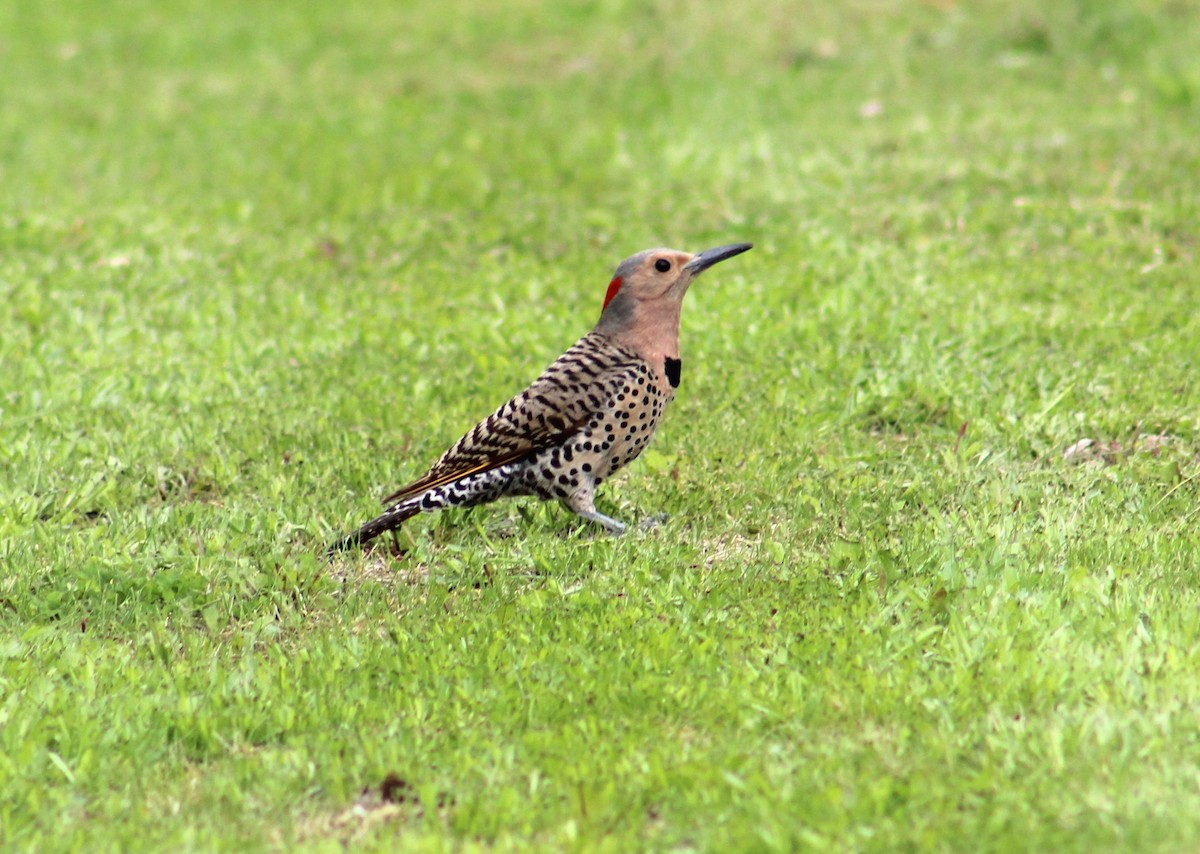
(654, 258), (671, 273)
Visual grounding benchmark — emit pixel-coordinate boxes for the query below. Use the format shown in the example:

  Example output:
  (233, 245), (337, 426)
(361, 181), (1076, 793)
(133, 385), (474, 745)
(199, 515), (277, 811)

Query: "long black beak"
(684, 242), (753, 274)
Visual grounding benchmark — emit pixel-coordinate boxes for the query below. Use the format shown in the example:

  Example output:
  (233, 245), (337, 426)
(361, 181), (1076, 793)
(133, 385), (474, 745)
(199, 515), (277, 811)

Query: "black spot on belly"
(664, 357), (682, 388)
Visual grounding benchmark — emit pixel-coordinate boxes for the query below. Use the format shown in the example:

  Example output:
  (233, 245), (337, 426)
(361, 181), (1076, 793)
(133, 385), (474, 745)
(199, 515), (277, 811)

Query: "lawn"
(3, 0), (1200, 850)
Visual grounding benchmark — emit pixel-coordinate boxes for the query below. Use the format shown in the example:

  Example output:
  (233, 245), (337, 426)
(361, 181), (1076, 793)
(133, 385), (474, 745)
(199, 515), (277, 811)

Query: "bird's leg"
(563, 490), (626, 534)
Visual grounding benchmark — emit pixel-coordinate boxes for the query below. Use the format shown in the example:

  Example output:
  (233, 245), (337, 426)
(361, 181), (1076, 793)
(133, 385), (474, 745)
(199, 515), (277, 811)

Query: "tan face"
(601, 243), (753, 317)
(606, 249), (698, 307)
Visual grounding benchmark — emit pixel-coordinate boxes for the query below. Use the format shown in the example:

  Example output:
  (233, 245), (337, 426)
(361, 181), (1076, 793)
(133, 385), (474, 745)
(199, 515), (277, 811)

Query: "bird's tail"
(327, 500), (422, 555)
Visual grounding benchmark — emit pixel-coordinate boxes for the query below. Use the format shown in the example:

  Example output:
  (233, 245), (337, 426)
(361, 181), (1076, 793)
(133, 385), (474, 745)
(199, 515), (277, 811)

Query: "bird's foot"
(573, 509), (667, 534)
(574, 508), (627, 535)
(638, 512), (669, 531)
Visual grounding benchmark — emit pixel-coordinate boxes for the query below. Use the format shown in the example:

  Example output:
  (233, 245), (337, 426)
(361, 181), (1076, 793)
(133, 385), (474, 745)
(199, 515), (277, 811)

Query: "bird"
(328, 242), (752, 553)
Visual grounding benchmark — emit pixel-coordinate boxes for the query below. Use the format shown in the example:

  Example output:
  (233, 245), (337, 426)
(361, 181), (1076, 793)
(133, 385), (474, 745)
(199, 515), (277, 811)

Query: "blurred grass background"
(2, 0), (1199, 850)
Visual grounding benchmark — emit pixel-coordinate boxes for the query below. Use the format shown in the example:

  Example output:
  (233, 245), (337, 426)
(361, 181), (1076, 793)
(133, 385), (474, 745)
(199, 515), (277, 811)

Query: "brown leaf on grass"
(1063, 438), (1099, 463)
(291, 774), (456, 846)
(1135, 433), (1173, 455)
(379, 773), (413, 804)
(1063, 433), (1176, 465)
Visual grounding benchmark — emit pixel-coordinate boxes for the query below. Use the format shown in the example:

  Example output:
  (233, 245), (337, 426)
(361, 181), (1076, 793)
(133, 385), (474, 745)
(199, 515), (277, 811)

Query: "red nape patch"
(602, 276), (623, 311)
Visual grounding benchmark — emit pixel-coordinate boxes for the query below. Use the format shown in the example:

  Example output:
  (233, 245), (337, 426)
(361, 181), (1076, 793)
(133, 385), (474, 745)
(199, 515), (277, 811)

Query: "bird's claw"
(638, 513), (668, 531)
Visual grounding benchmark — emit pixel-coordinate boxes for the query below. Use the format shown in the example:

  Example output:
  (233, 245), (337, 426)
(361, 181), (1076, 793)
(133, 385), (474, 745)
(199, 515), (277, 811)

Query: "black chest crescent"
(664, 357), (682, 389)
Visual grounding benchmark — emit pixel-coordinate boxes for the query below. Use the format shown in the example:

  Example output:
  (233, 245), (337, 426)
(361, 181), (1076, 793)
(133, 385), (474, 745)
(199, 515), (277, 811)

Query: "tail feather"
(327, 501), (422, 554)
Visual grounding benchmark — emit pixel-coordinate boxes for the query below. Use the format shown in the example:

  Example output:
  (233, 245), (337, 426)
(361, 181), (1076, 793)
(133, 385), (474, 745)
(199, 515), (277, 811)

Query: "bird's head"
(595, 243), (752, 338)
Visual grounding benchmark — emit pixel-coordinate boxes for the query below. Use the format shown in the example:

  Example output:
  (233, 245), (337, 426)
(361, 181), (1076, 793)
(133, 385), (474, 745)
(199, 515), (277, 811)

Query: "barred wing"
(381, 332), (639, 505)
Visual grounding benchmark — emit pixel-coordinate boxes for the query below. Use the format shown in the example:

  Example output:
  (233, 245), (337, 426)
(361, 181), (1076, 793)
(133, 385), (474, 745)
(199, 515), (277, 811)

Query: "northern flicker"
(329, 242), (752, 552)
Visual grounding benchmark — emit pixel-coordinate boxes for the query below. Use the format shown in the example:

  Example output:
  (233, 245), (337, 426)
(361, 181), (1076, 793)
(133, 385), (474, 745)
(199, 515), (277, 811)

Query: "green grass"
(3, 0), (1200, 849)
